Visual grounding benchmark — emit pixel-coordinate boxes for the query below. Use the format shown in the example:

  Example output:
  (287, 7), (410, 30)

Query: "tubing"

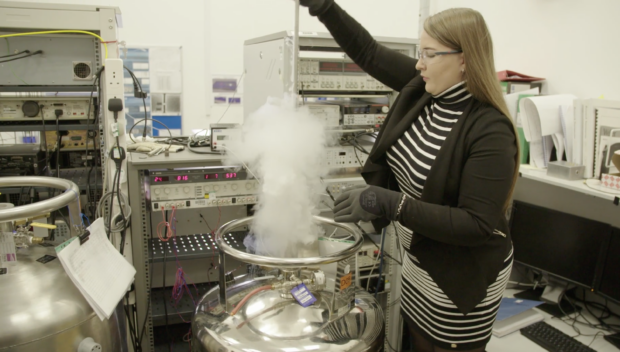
(230, 285), (273, 316)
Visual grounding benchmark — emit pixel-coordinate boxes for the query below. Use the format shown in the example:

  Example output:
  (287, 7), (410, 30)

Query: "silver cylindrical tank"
(0, 245), (125, 351)
(0, 177), (125, 351)
(192, 216), (384, 352)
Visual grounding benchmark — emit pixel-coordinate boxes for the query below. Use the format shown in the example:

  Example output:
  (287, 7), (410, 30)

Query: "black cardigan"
(318, 2), (518, 314)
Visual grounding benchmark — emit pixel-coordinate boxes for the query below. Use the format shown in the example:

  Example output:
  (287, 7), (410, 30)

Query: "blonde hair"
(424, 8), (519, 210)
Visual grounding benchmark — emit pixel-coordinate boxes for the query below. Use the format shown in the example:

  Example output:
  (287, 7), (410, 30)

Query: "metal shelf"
(150, 283), (214, 327)
(149, 232), (246, 263)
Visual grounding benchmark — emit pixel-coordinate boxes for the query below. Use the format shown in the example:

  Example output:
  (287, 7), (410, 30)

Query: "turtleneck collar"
(432, 81), (471, 105)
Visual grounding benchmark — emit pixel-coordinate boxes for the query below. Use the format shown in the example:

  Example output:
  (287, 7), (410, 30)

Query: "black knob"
(21, 101), (40, 117)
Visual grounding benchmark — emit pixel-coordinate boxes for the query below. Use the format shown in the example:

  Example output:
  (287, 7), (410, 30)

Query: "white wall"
(17, 0), (208, 135)
(432, 0), (620, 100)
(207, 0), (420, 124)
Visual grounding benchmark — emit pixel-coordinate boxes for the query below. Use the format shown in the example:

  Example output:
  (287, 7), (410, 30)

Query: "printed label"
(291, 283), (317, 308)
(0, 232), (16, 267)
(340, 272), (352, 291)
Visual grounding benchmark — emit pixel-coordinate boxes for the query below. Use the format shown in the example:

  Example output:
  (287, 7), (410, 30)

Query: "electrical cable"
(54, 109), (62, 178)
(0, 49), (29, 59)
(366, 254), (380, 293)
(128, 117), (173, 146)
(85, 67), (105, 218)
(95, 177), (131, 233)
(215, 71), (245, 124)
(123, 66), (149, 141)
(0, 50), (42, 63)
(0, 30), (110, 60)
(374, 228), (386, 298)
(186, 141), (222, 155)
(157, 206), (175, 242)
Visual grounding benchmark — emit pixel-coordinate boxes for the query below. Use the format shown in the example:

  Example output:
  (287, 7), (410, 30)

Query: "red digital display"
(176, 175), (189, 181)
(319, 61), (343, 73)
(205, 173), (219, 180)
(344, 63), (364, 73)
(154, 176), (169, 182)
(225, 173), (237, 179)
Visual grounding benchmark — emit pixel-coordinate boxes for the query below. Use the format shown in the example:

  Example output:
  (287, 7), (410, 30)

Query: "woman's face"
(415, 30), (465, 95)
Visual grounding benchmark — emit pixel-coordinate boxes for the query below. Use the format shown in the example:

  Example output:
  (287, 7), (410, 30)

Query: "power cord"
(123, 66), (149, 141)
(85, 66), (105, 218)
(0, 49), (30, 59)
(0, 49), (43, 63)
(54, 109), (63, 178)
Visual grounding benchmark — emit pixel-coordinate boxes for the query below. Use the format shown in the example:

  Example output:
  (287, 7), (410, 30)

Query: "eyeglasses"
(418, 49), (463, 64)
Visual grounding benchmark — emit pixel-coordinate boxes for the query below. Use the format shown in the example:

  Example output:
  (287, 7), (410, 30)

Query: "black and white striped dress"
(386, 82), (513, 349)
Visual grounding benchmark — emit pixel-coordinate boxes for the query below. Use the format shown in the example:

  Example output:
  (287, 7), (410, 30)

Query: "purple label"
(291, 283), (317, 308)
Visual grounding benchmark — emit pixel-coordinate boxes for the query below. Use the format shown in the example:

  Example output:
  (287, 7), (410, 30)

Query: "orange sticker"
(340, 272), (352, 291)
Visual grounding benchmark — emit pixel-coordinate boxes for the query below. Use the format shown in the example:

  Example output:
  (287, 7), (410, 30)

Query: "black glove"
(333, 185), (403, 223)
(299, 0), (334, 16)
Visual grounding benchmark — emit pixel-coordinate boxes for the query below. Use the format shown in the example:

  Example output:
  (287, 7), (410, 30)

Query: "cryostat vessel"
(192, 216), (384, 352)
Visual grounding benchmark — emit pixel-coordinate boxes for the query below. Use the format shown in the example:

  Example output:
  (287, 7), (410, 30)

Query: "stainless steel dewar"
(0, 176), (125, 351)
(0, 246), (125, 351)
(192, 216), (384, 352)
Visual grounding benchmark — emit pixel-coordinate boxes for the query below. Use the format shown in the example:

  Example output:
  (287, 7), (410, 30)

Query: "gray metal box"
(547, 161), (585, 180)
(0, 33), (100, 86)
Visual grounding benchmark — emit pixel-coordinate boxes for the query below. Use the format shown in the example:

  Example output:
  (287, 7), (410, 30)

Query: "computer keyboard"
(520, 321), (596, 352)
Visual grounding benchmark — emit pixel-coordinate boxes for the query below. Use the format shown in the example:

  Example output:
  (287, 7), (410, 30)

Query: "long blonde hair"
(425, 8), (519, 210)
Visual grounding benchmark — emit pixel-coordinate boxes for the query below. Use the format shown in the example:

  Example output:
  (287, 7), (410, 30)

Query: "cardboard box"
(601, 152), (620, 190)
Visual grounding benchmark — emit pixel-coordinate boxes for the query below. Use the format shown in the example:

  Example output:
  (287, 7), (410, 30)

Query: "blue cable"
(375, 227), (386, 298)
(80, 213), (91, 226)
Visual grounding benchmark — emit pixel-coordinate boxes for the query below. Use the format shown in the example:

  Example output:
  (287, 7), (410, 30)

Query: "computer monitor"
(597, 227), (620, 303)
(509, 201), (611, 290)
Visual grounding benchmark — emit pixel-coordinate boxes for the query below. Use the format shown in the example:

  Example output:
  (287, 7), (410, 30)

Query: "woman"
(300, 1), (518, 351)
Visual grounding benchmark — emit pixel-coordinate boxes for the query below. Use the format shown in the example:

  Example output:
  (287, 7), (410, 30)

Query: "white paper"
(519, 98), (533, 141)
(503, 88), (540, 124)
(593, 108), (620, 178)
(522, 94), (578, 136)
(529, 140), (544, 168)
(55, 218), (136, 320)
(560, 105), (574, 163)
(542, 136), (554, 167)
(573, 100), (584, 166)
(551, 133), (565, 161)
(575, 99), (620, 178)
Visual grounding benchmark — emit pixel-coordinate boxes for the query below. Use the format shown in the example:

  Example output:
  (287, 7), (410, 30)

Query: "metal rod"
(218, 247), (228, 310)
(0, 176), (81, 236)
(293, 0), (300, 102)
